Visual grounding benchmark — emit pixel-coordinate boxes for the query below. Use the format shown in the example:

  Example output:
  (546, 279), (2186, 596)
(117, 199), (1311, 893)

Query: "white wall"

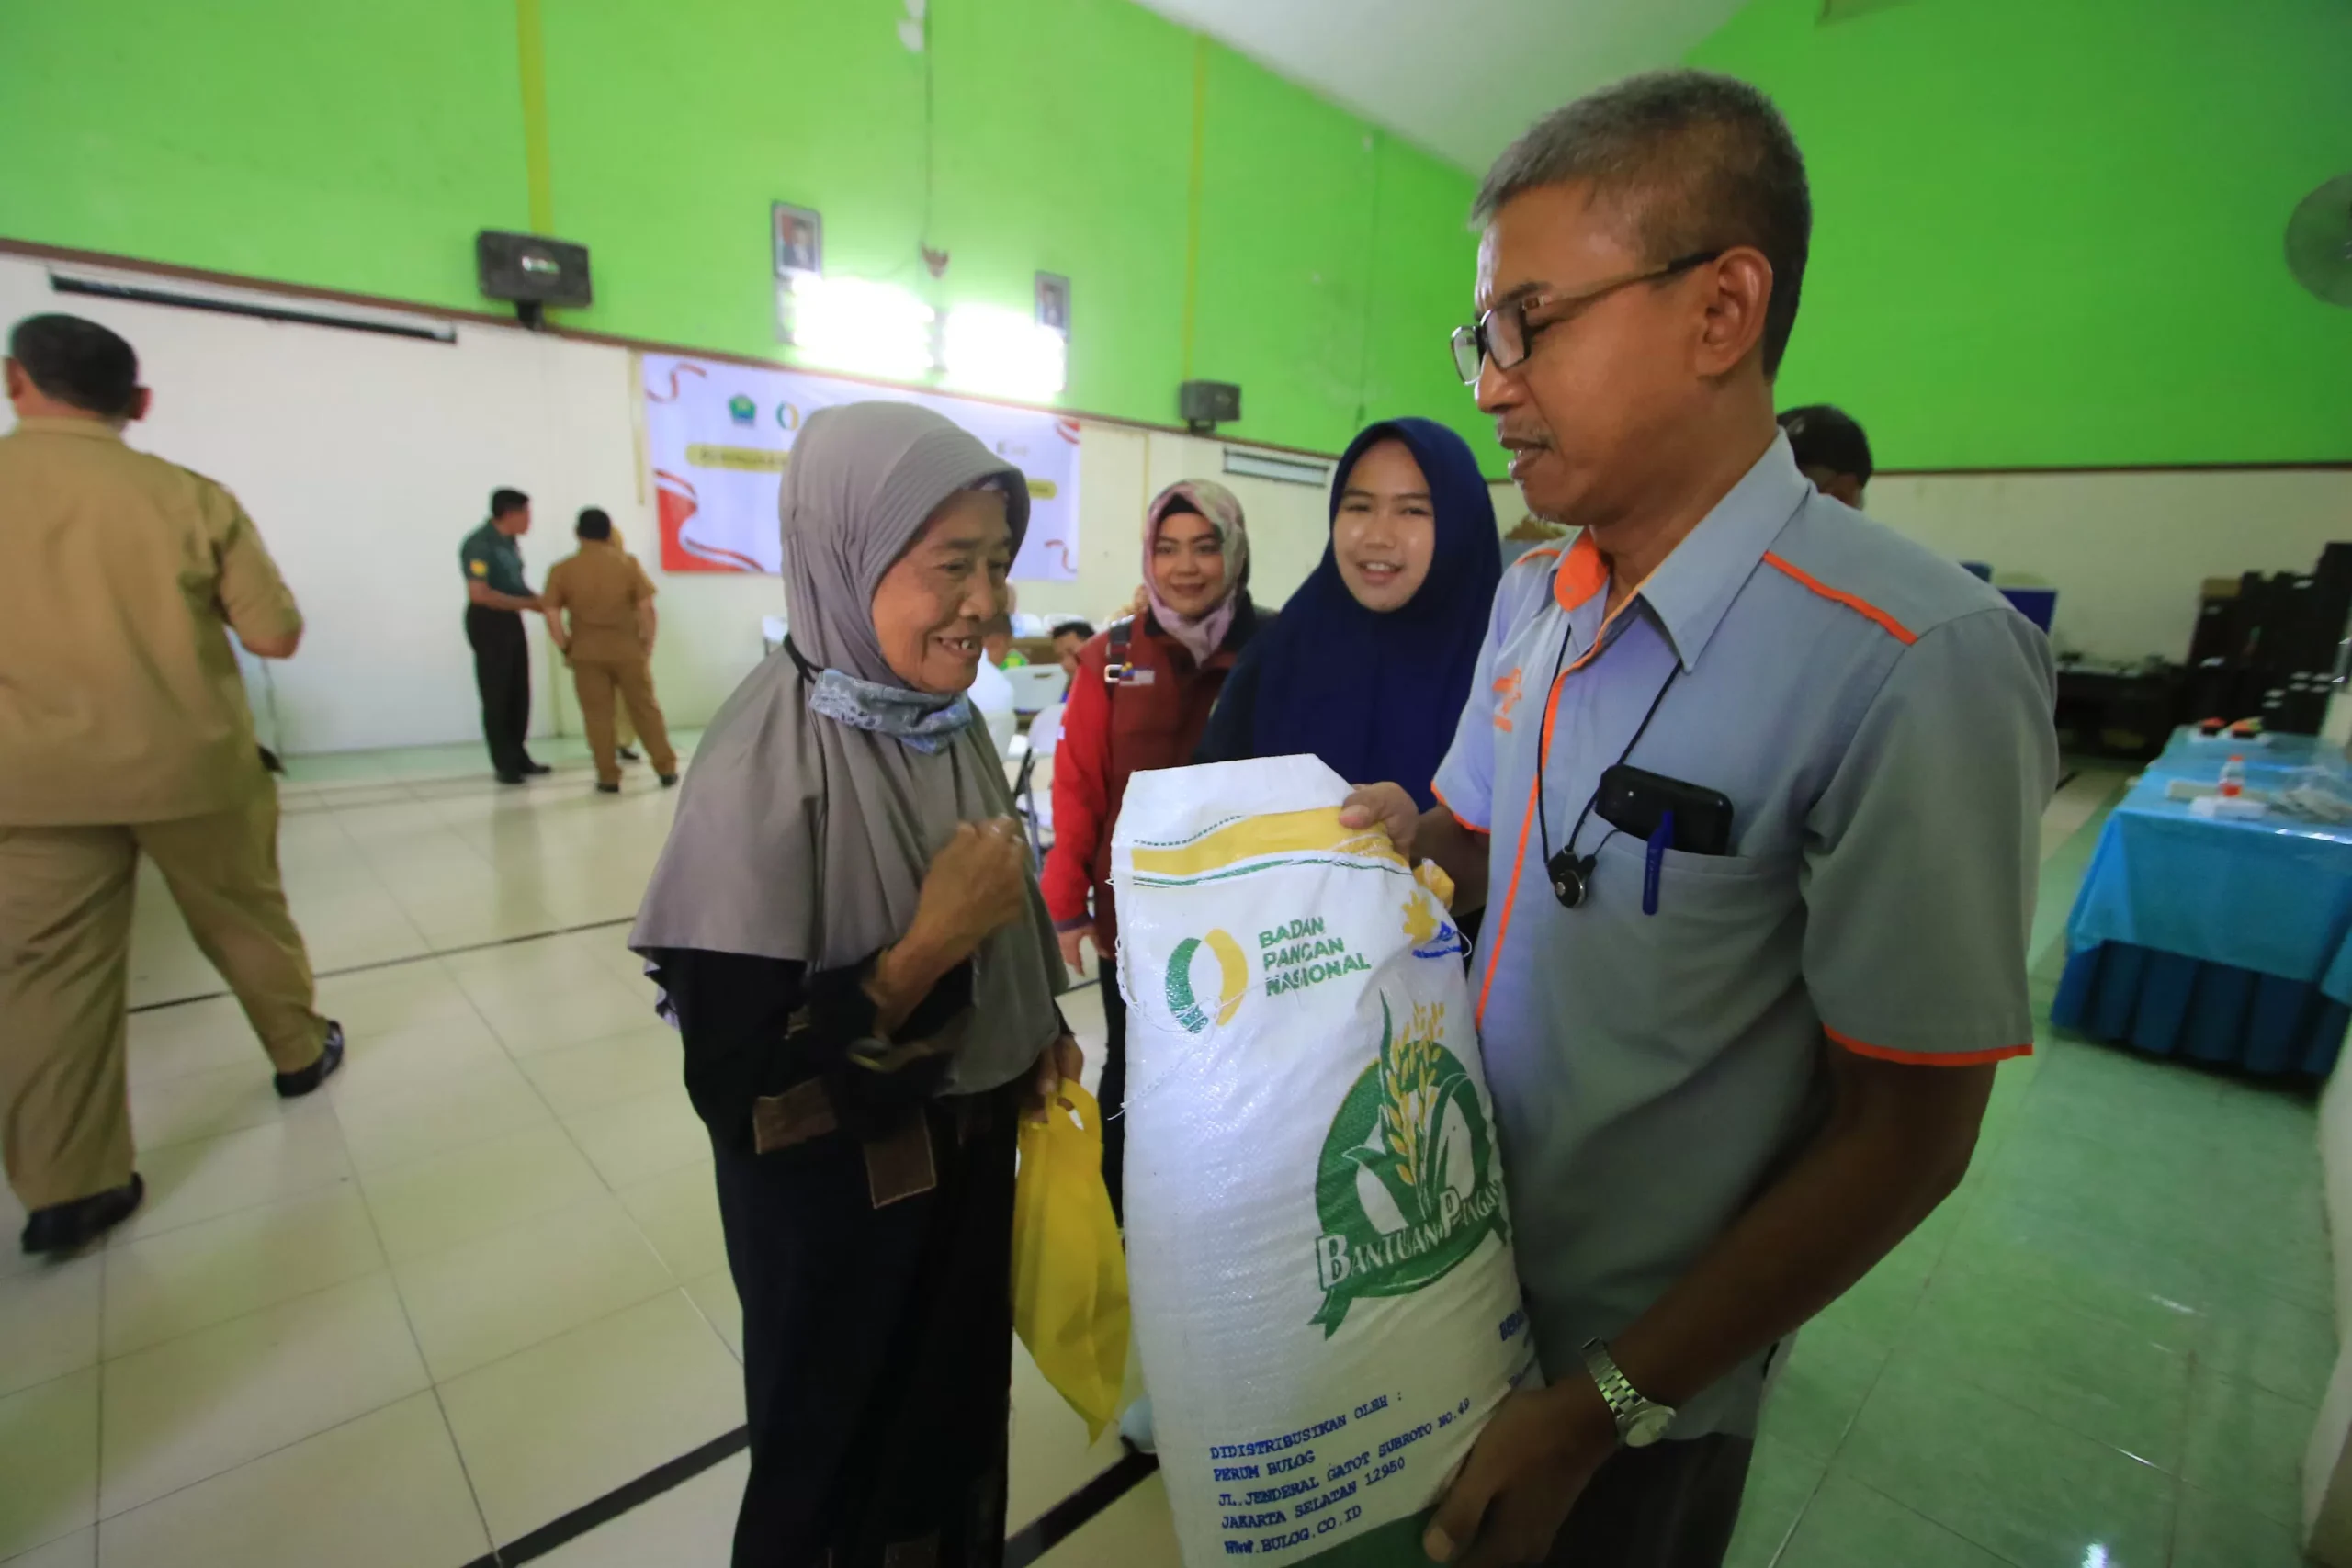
(1871, 468), (2351, 663)
(5, 254), (1487, 755)
(27, 251), (2312, 746)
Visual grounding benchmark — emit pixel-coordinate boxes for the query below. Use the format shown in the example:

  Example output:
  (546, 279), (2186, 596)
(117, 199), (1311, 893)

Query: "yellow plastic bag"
(1012, 1082), (1131, 1441)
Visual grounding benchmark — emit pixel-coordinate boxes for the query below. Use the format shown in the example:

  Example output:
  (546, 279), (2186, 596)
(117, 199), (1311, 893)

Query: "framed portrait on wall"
(773, 202), (823, 278)
(1035, 272), (1070, 334)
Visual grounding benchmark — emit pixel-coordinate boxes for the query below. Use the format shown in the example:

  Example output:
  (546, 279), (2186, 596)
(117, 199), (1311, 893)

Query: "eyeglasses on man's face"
(1449, 249), (1724, 387)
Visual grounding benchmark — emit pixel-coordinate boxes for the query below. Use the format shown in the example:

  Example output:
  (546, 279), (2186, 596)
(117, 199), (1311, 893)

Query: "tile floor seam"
(124, 916), (641, 1019)
(96, 1259), (406, 1378)
(96, 1146), (361, 1256)
(498, 1000), (645, 1198)
(339, 1135), (503, 1564)
(2162, 1431), (2187, 1568)
(1842, 1473), (2039, 1568)
(1888, 1285), (2193, 1483)
(1758, 1455), (1836, 1568)
(329, 1082), (553, 1191)
(422, 1286), (747, 1558)
(85, 1375), (435, 1536)
(93, 1229), (111, 1551)
(411, 1271), (718, 1393)
(319, 799), (438, 960)
(373, 1191), (687, 1382)
(677, 1273), (745, 1370)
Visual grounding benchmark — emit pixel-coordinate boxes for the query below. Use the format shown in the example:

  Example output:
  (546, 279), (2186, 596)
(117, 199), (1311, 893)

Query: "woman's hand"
(1057, 926), (1092, 975)
(1024, 1033), (1086, 1124)
(871, 818), (1031, 1034)
(910, 818), (1032, 961)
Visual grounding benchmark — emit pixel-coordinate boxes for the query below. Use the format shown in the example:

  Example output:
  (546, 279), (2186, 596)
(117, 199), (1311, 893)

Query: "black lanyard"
(1532, 616), (1680, 908)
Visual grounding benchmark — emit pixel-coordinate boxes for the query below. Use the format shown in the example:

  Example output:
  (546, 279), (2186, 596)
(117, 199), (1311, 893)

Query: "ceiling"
(1129, 0), (1755, 173)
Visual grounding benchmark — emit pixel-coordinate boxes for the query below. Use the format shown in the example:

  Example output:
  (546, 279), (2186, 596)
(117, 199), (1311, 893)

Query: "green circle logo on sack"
(1164, 929), (1249, 1033)
(1310, 997), (1508, 1336)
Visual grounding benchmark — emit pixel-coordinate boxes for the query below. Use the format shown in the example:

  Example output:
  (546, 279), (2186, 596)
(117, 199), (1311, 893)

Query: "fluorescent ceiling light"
(941, 303), (1067, 400)
(788, 273), (936, 382)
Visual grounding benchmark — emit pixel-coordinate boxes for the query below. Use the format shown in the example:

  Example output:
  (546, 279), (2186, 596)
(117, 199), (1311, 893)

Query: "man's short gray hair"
(1475, 70), (1811, 377)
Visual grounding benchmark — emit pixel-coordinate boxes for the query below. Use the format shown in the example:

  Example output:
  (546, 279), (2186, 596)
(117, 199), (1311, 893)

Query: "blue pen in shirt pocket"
(1644, 810), (1673, 916)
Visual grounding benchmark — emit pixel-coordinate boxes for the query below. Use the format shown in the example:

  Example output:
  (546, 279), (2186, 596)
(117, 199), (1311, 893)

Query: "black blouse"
(645, 948), (976, 1154)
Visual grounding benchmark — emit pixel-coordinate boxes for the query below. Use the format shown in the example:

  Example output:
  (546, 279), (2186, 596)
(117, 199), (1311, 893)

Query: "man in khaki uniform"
(610, 523), (641, 762)
(0, 314), (343, 1256)
(541, 507), (680, 793)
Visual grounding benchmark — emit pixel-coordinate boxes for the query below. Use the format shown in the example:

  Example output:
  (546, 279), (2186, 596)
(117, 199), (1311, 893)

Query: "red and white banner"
(644, 354), (1080, 580)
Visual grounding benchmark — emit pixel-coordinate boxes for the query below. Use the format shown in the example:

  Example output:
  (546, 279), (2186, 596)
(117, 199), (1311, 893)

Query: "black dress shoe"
(521, 761), (553, 776)
(495, 770), (527, 785)
(275, 1021), (345, 1099)
(616, 747), (641, 762)
(21, 1174), (145, 1257)
(659, 773), (680, 788)
(595, 782), (622, 795)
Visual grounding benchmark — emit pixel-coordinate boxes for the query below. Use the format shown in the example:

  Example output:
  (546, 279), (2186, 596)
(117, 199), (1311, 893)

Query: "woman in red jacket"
(1045, 479), (1262, 1221)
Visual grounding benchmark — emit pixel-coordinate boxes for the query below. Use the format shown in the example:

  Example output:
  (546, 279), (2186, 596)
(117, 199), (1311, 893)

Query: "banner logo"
(1402, 889), (1464, 961)
(1165, 929), (1249, 1033)
(1311, 998), (1506, 1336)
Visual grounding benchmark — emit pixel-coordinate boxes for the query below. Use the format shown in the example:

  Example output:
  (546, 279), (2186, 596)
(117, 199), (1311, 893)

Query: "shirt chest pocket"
(1567, 837), (1804, 1057)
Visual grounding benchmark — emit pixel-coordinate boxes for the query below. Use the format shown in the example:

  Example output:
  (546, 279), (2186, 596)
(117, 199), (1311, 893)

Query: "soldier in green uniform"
(459, 488), (550, 784)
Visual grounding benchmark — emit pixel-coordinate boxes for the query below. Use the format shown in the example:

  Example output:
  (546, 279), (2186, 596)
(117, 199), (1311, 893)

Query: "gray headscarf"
(630, 401), (1067, 1094)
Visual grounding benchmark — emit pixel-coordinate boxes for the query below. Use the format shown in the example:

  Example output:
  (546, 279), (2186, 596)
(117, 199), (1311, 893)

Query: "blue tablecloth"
(2140, 726), (2345, 787)
(2051, 750), (2352, 1076)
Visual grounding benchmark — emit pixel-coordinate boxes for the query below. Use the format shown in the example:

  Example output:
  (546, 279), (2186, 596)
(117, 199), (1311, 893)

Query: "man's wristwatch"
(1581, 1338), (1676, 1448)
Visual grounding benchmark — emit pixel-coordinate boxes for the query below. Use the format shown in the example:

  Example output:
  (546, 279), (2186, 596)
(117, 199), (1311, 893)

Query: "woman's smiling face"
(1332, 439), (1436, 613)
(870, 487), (1012, 694)
(1151, 507), (1229, 619)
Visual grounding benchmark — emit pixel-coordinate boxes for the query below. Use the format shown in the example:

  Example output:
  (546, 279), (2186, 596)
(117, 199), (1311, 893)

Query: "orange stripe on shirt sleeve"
(1762, 552), (1918, 645)
(1430, 784), (1489, 837)
(1826, 1024), (2030, 1067)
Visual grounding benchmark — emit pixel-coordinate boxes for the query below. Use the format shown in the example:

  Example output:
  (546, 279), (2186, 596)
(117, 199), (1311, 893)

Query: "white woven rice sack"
(1113, 756), (1536, 1568)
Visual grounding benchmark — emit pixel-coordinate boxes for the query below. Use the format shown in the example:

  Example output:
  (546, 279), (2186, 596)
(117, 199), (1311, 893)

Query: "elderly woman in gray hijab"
(632, 401), (1080, 1568)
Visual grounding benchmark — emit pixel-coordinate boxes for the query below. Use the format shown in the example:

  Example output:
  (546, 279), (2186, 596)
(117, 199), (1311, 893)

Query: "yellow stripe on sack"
(1129, 807), (1405, 879)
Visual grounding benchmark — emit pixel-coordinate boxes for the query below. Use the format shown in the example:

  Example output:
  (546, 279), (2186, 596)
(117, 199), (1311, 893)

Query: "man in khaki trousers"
(610, 524), (641, 763)
(541, 507), (680, 793)
(0, 315), (343, 1257)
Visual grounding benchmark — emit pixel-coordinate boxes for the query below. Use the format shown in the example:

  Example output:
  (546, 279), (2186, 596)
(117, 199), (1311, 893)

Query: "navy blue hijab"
(1248, 419), (1502, 809)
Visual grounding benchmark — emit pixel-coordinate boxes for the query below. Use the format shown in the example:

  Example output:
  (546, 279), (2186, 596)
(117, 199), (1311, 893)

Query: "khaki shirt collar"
(10, 416), (127, 442)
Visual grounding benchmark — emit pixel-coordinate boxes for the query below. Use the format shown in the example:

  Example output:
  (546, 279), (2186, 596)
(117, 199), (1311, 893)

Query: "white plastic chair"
(1005, 664), (1069, 715)
(1016, 701), (1065, 859)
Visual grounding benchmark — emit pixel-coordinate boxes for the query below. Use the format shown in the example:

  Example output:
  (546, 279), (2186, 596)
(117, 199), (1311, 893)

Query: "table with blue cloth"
(2052, 728), (2352, 1077)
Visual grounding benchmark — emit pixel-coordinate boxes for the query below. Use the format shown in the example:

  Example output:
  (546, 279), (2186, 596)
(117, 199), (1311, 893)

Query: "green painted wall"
(0, 0), (529, 306)
(0, 0), (1489, 468)
(1689, 0), (2352, 468)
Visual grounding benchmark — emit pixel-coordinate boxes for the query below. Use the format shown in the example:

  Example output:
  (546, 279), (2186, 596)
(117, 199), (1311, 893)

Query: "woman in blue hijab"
(1197, 417), (1502, 817)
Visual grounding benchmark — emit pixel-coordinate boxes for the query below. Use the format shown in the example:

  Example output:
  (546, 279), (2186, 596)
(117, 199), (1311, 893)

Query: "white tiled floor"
(0, 739), (1153, 1568)
(0, 749), (2180, 1568)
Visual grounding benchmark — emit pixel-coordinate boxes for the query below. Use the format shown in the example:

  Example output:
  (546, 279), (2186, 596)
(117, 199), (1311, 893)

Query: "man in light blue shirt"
(1344, 71), (2055, 1568)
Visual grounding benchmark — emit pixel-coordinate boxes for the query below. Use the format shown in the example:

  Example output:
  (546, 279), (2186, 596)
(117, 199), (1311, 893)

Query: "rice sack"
(1112, 756), (1535, 1568)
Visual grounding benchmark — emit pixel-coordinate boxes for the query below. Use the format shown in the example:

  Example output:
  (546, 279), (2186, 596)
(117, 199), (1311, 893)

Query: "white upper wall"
(1129, 0), (1749, 170)
(0, 255), (1511, 754)
(1870, 469), (2349, 664)
(8, 253), (2338, 759)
